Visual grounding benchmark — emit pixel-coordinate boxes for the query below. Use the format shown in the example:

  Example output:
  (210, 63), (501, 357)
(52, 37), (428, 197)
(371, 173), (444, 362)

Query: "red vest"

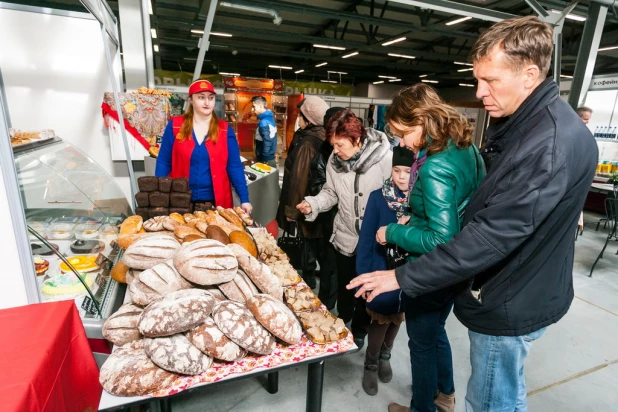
(170, 116), (233, 208)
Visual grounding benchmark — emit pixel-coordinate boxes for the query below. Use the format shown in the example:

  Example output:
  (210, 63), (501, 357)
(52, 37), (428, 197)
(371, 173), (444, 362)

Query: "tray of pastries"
(284, 284), (321, 312)
(297, 309), (347, 344)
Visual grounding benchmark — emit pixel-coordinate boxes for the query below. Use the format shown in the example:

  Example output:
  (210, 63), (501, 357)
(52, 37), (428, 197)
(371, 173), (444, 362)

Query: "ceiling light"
(153, 45), (159, 52)
(598, 45), (618, 52)
(373, 80), (385, 84)
(458, 68), (474, 72)
(314, 44), (346, 51)
(328, 71), (348, 75)
(294, 69), (304, 74)
(446, 16), (472, 26)
(315, 62), (328, 67)
(342, 51), (359, 58)
(321, 80), (337, 83)
(419, 74), (428, 78)
(459, 83), (475, 87)
(389, 79), (402, 82)
(269, 65), (293, 69)
(211, 32), (233, 37)
(550, 9), (586, 21)
(151, 29), (157, 39)
(148, 0), (153, 15)
(184, 57), (197, 61)
(388, 53), (416, 59)
(454, 61), (473, 66)
(561, 74), (574, 78)
(378, 75), (397, 79)
(191, 29), (204, 34)
(382, 37), (406, 46)
(421, 80), (439, 84)
(220, 72), (240, 76)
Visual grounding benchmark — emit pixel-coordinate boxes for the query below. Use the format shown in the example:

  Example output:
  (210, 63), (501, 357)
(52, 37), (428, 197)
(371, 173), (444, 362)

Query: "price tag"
(81, 296), (99, 315)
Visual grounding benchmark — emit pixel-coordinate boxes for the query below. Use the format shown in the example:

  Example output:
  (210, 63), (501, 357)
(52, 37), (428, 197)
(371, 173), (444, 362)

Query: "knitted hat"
(392, 146), (416, 168)
(323, 106), (346, 127)
(298, 96), (330, 126)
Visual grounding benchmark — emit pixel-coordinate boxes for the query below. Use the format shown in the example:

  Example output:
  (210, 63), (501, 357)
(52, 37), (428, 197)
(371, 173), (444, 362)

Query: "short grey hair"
(576, 106), (592, 118)
(251, 96), (267, 107)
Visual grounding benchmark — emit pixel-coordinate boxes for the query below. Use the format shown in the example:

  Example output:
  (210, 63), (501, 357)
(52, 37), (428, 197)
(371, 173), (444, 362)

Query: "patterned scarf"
(382, 149), (427, 218)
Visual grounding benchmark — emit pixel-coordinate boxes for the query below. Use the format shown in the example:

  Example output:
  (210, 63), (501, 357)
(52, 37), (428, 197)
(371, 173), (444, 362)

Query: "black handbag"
(277, 222), (308, 270)
(386, 244), (411, 269)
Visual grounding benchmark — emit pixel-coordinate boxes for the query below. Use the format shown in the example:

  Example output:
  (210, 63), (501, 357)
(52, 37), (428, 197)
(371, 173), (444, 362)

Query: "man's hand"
(296, 200), (312, 215)
(347, 270), (400, 302)
(376, 226), (388, 245)
(241, 203), (253, 215)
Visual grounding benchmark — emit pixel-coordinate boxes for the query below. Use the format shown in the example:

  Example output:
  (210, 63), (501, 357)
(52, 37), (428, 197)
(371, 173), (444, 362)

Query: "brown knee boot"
(378, 343), (393, 383)
(362, 351), (379, 396)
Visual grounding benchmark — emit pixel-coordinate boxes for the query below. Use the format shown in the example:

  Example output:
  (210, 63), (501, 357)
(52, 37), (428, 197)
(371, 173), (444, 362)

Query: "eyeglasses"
(384, 124), (400, 141)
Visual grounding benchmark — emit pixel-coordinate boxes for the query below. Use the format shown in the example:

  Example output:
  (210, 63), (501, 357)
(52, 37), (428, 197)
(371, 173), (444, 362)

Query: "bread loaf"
(170, 192), (192, 208)
(126, 268), (140, 285)
(118, 231), (175, 249)
(194, 211), (208, 220)
(170, 207), (191, 216)
(138, 176), (159, 192)
(172, 178), (189, 192)
(219, 270), (259, 303)
(144, 334), (212, 375)
(205, 225), (230, 244)
(136, 207), (149, 220)
(247, 294), (302, 345)
(143, 216), (167, 232)
(138, 289), (215, 337)
(139, 260), (192, 296)
(158, 177), (173, 193)
(229, 231), (258, 257)
(111, 261), (130, 283)
(129, 276), (162, 306)
(184, 213), (198, 223)
(163, 216), (181, 231)
(99, 340), (179, 396)
(186, 317), (247, 362)
(120, 215), (143, 235)
(148, 207), (169, 218)
(199, 286), (227, 302)
(174, 225), (205, 241)
(184, 234), (204, 243)
(217, 206), (244, 228)
(228, 244), (282, 300)
(212, 300), (276, 355)
(169, 212), (185, 224)
(102, 303), (143, 346)
(122, 235), (181, 270)
(234, 206), (254, 226)
(135, 192), (150, 208)
(204, 212), (238, 235)
(173, 239), (238, 285)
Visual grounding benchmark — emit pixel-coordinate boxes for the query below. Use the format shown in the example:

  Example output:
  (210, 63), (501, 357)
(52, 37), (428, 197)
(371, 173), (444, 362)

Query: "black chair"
(589, 197), (618, 277)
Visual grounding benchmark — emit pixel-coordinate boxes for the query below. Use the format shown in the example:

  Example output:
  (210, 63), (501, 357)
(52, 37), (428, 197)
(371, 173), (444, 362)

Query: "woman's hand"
(347, 270), (400, 303)
(376, 226), (388, 245)
(296, 200), (312, 215)
(398, 215), (411, 225)
(286, 217), (296, 222)
(241, 203), (253, 215)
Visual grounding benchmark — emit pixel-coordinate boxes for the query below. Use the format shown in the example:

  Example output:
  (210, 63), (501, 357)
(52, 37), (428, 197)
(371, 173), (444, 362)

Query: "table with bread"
(100, 205), (354, 409)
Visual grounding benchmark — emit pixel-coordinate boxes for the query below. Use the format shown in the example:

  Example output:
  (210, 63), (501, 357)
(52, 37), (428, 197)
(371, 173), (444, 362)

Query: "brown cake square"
(171, 178), (189, 193)
(135, 191), (150, 208)
(138, 176), (159, 192)
(149, 192), (170, 208)
(158, 177), (172, 193)
(148, 207), (169, 218)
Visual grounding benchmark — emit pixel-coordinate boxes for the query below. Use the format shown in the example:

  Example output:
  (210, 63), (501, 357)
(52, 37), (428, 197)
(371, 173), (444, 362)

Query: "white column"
(118, 0), (154, 90)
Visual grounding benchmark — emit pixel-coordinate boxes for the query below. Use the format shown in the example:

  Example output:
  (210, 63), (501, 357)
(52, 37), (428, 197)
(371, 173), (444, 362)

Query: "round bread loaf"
(229, 231), (258, 257)
(143, 216), (167, 232)
(99, 340), (179, 396)
(247, 294), (302, 345)
(173, 239), (238, 285)
(205, 225), (230, 244)
(174, 225), (205, 241)
(102, 303), (143, 346)
(129, 276), (162, 306)
(186, 317), (247, 362)
(227, 244), (282, 301)
(212, 300), (276, 355)
(139, 260), (192, 296)
(122, 235), (181, 270)
(110, 261), (130, 283)
(138, 289), (215, 337)
(144, 334), (212, 375)
(219, 270), (259, 303)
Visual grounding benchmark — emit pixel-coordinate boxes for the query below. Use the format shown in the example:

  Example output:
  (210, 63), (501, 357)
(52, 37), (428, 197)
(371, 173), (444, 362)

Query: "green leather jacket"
(386, 140), (486, 261)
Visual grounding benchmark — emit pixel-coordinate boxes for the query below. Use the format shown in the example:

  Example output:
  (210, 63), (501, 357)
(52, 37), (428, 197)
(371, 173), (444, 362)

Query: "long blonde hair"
(178, 100), (220, 143)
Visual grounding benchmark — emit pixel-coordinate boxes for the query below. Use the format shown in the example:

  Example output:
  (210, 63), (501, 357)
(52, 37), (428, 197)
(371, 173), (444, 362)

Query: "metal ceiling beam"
(385, 0), (518, 22)
(525, 0), (550, 18)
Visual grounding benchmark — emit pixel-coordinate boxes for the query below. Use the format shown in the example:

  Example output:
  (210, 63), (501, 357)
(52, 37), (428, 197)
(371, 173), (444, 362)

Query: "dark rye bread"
(138, 176), (159, 192)
(135, 191), (150, 208)
(99, 340), (179, 396)
(148, 207), (169, 219)
(144, 334), (212, 375)
(136, 207), (149, 220)
(170, 192), (192, 208)
(138, 289), (216, 337)
(172, 178), (189, 193)
(102, 303), (143, 346)
(158, 177), (173, 193)
(122, 234), (181, 270)
(149, 192), (170, 208)
(173, 239), (238, 285)
(186, 317), (247, 362)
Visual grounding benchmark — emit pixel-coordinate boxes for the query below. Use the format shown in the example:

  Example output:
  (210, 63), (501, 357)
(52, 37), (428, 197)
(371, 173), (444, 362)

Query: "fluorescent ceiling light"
(315, 62), (328, 67)
(328, 71), (348, 75)
(421, 80), (439, 84)
(151, 29), (157, 39)
(389, 79), (402, 82)
(454, 61), (473, 66)
(561, 74), (574, 78)
(382, 37), (406, 46)
(458, 68), (474, 72)
(321, 80), (337, 83)
(419, 74), (428, 78)
(148, 0), (153, 15)
(220, 72), (240, 76)
(314, 44), (346, 50)
(269, 65), (293, 69)
(598, 45), (618, 52)
(550, 10), (586, 21)
(153, 44), (159, 52)
(373, 80), (385, 84)
(459, 83), (475, 87)
(388, 53), (415, 59)
(378, 75), (397, 79)
(294, 69), (304, 74)
(191, 30), (233, 37)
(446, 16), (472, 26)
(342, 51), (359, 58)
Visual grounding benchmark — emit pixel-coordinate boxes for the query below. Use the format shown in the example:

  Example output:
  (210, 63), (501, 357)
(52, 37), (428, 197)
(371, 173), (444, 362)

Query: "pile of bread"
(251, 228), (302, 286)
(9, 128), (55, 147)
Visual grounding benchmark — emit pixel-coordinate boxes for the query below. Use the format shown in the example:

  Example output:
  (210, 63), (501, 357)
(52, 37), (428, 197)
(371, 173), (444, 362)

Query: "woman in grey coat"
(297, 109), (393, 347)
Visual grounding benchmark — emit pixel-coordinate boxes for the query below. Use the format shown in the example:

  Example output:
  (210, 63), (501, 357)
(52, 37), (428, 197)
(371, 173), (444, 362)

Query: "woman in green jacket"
(362, 84), (485, 412)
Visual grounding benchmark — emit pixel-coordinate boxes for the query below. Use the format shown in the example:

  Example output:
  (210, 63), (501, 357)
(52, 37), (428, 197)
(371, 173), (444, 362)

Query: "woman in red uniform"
(156, 79), (252, 214)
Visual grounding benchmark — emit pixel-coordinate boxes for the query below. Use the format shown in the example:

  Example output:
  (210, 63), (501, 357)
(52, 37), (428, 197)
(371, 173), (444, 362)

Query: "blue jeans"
(405, 298), (455, 412)
(465, 327), (547, 412)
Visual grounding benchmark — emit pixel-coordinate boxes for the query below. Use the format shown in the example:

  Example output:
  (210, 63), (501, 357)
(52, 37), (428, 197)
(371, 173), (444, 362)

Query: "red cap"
(188, 79), (216, 96)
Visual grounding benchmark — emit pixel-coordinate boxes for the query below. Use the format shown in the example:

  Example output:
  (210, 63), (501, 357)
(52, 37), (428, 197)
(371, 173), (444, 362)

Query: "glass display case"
(13, 137), (130, 334)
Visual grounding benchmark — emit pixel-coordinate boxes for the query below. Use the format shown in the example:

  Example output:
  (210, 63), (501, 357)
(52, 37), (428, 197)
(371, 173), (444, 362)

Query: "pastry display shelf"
(12, 136), (61, 153)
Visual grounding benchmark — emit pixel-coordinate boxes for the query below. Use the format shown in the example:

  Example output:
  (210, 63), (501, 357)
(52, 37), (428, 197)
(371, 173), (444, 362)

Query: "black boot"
(378, 343), (393, 383)
(362, 351), (379, 396)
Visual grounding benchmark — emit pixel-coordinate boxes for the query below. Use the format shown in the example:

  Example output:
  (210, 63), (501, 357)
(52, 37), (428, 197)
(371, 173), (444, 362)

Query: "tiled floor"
(165, 214), (618, 412)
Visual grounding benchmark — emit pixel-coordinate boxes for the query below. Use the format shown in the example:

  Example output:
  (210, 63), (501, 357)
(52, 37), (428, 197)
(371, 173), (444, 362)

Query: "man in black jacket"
(349, 16), (598, 412)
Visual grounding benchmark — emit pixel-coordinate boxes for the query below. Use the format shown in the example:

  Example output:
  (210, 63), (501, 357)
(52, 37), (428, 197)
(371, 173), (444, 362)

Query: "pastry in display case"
(12, 137), (131, 332)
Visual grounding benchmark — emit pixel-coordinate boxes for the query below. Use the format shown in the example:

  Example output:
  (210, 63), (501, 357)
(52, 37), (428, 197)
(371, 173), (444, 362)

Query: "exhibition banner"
(284, 81), (353, 96)
(154, 70), (223, 87)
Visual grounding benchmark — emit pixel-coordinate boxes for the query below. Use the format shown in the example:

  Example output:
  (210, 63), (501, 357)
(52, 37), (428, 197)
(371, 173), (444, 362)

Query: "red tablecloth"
(0, 301), (101, 412)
